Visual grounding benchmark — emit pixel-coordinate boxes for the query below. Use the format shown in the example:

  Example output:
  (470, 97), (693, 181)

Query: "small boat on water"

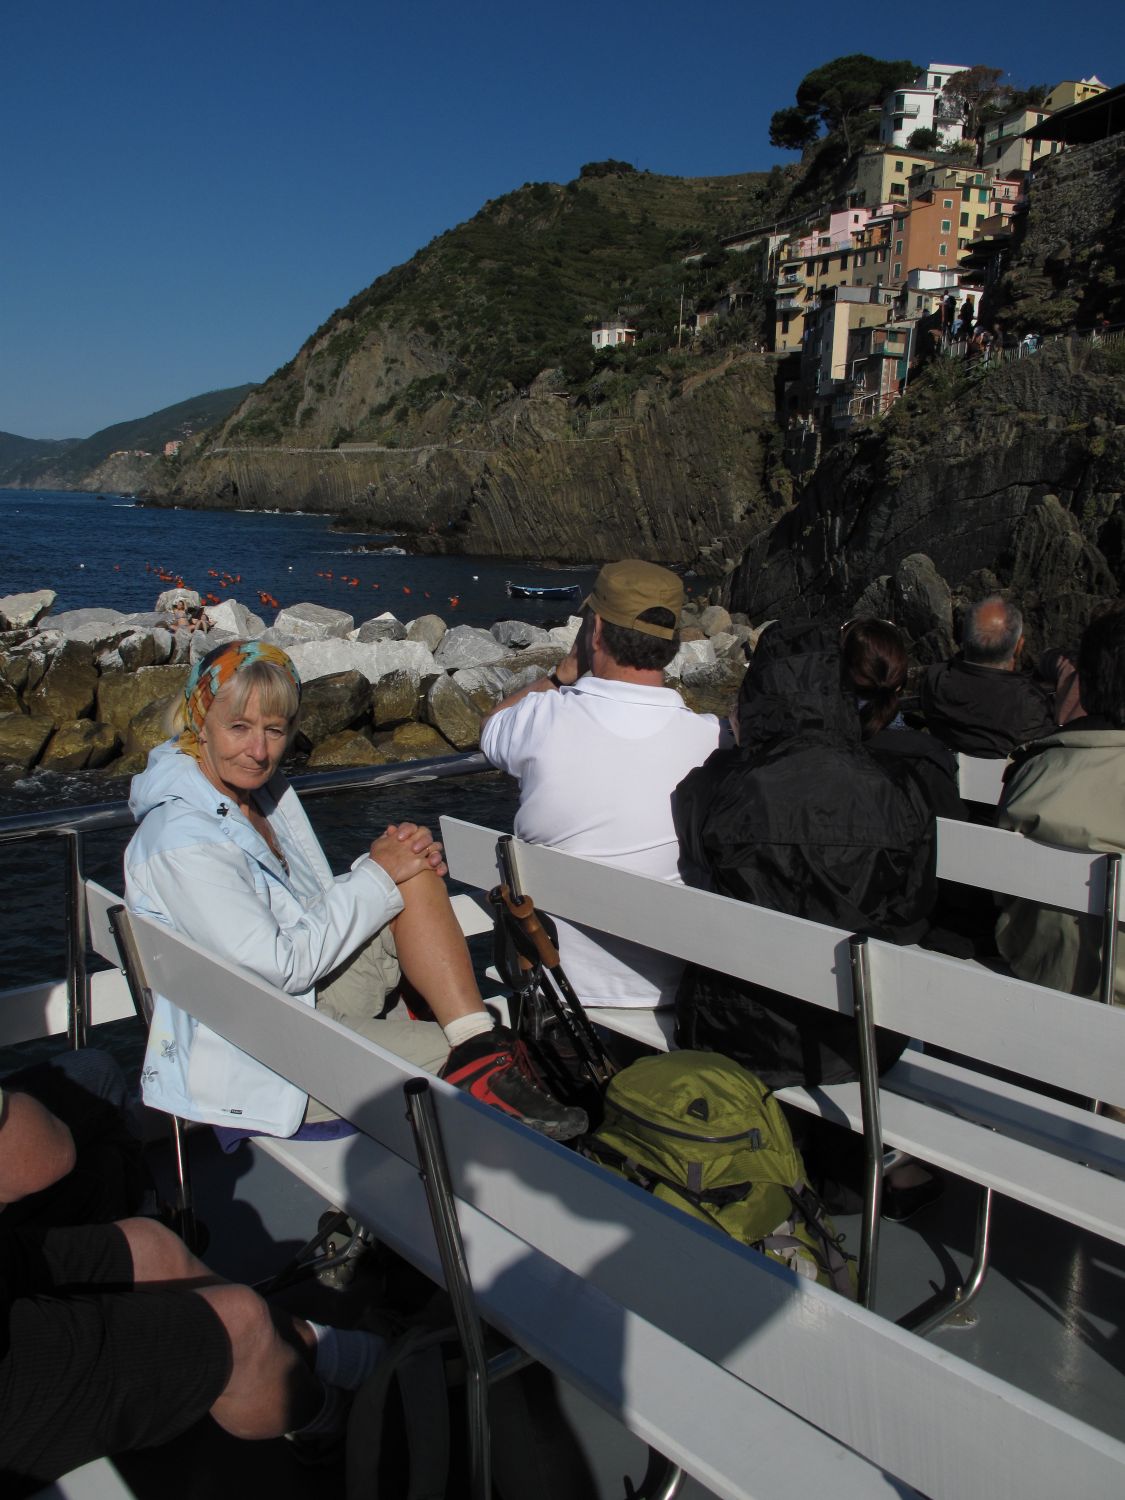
(505, 580), (582, 601)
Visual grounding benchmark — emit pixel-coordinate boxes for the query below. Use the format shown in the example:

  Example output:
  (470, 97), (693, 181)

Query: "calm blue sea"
(2, 488), (605, 991)
(0, 488), (601, 630)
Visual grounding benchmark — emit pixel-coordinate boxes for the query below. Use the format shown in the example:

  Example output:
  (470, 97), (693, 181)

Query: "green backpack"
(582, 1050), (857, 1298)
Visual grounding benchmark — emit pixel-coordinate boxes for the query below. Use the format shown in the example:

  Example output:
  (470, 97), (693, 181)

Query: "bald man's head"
(963, 596), (1024, 668)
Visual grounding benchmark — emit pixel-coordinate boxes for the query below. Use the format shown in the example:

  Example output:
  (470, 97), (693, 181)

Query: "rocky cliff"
(728, 338), (1124, 655)
(726, 135), (1125, 653)
(159, 166), (787, 566)
(171, 352), (782, 566)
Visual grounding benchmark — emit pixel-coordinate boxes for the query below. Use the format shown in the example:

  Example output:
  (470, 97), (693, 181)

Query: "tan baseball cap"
(584, 559), (683, 640)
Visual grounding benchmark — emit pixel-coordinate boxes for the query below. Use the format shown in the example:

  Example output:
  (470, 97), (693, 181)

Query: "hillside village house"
(899, 266), (974, 318)
(773, 206), (886, 350)
(850, 145), (943, 206)
(879, 62), (970, 150)
(888, 187), (965, 286)
(841, 321), (913, 424)
(799, 284), (898, 423)
(590, 320), (637, 349)
(719, 64), (1110, 433)
(982, 104), (1066, 176)
(1043, 76), (1107, 112)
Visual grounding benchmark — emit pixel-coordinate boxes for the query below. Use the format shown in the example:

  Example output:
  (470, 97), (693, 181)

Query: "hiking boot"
(441, 1027), (588, 1142)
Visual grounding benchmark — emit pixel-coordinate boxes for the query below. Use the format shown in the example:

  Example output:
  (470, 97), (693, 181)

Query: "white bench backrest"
(935, 816), (1117, 915)
(440, 819), (1125, 1108)
(114, 899), (1125, 1500)
(957, 752), (1008, 803)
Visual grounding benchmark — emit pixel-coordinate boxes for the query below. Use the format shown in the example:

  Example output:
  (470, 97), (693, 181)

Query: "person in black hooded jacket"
(674, 619), (938, 1091)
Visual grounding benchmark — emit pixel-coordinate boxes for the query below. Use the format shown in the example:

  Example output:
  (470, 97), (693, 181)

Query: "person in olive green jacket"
(996, 610), (1125, 1099)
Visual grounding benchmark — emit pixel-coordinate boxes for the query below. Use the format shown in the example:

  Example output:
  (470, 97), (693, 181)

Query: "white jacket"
(125, 740), (403, 1136)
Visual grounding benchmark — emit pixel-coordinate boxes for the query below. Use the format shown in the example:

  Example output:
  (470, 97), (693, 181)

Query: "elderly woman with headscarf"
(124, 640), (585, 1141)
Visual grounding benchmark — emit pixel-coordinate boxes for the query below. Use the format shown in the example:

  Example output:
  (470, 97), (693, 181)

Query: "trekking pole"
(405, 1078), (491, 1500)
(496, 836), (617, 1085)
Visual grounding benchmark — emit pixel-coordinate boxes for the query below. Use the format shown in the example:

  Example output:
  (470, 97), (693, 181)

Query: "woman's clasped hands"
(368, 823), (448, 883)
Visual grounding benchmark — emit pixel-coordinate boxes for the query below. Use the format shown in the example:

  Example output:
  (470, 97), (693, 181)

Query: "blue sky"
(4, 0), (1120, 438)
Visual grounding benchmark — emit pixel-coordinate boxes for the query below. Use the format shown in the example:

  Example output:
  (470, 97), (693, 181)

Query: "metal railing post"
(1092, 853), (1121, 1115)
(405, 1077), (491, 1500)
(850, 935), (883, 1310)
(64, 831), (89, 1050)
(1099, 853), (1120, 1008)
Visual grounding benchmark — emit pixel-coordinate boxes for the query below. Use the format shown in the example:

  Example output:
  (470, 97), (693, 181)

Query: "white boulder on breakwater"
(0, 592), (750, 777)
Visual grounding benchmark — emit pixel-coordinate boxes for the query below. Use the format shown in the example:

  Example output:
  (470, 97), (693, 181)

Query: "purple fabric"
(212, 1118), (358, 1154)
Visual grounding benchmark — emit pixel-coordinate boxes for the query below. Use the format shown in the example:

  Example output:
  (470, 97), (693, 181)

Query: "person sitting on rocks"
(920, 595), (1055, 758)
(0, 1085), (389, 1489)
(996, 605), (1125, 1120)
(480, 560), (721, 1009)
(124, 639), (586, 1142)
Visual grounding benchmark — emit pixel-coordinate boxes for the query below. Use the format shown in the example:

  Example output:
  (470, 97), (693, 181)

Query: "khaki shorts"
(306, 925), (448, 1123)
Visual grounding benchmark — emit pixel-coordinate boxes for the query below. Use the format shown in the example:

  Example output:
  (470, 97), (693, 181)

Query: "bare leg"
(194, 1283), (321, 1439)
(117, 1217), (320, 1438)
(389, 868), (485, 1025)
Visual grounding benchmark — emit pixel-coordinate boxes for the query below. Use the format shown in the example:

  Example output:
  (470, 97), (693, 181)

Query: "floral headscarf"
(178, 640), (302, 761)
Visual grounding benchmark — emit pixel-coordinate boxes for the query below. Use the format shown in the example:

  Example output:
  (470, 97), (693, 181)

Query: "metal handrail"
(0, 749), (494, 1047)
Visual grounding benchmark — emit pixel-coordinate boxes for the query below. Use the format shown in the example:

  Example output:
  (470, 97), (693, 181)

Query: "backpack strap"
(346, 1326), (454, 1500)
(785, 1184), (857, 1298)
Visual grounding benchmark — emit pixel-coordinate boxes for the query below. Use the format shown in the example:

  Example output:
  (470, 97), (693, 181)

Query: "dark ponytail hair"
(841, 618), (908, 736)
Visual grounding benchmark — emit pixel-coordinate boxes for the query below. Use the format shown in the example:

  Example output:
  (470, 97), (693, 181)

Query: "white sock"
(305, 1322), (387, 1391)
(443, 1012), (496, 1049)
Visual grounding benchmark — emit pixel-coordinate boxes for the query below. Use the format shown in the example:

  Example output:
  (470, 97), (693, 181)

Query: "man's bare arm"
(481, 639), (581, 723)
(0, 1092), (77, 1206)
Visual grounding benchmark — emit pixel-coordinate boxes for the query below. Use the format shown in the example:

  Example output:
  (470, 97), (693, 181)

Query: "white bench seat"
(83, 877), (1125, 1498)
(440, 819), (1125, 1259)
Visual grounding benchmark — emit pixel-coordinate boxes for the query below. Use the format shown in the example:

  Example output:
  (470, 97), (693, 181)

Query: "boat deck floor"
(108, 1122), (1125, 1500)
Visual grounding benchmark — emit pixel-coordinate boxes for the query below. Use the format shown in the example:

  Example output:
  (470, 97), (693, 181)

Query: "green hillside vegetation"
(225, 164), (777, 447)
(0, 431), (79, 486)
(66, 384), (260, 473)
(0, 385), (258, 488)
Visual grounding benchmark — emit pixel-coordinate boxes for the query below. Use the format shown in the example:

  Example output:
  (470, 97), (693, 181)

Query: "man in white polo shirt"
(480, 560), (722, 1008)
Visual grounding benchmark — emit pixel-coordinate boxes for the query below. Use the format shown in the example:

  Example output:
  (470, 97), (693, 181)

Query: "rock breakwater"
(0, 590), (750, 779)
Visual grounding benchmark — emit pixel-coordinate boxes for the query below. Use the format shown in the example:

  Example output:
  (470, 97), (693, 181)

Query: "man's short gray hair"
(963, 595), (1023, 665)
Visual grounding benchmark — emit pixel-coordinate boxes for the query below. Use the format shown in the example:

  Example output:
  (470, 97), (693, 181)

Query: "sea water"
(3, 489), (603, 988)
(0, 488), (599, 629)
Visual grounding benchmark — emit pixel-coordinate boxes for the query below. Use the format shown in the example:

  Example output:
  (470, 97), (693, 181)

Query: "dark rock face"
(295, 671), (371, 747)
(0, 713), (55, 771)
(40, 721), (121, 772)
(167, 358), (781, 569)
(27, 639), (98, 724)
(96, 666), (190, 735)
(728, 342), (1123, 655)
(993, 134), (1125, 334)
(425, 675), (482, 751)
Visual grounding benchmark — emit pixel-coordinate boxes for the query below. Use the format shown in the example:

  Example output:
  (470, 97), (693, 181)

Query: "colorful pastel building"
(1042, 77), (1107, 113)
(981, 105), (1064, 176)
(887, 187), (965, 286)
(849, 145), (941, 207)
